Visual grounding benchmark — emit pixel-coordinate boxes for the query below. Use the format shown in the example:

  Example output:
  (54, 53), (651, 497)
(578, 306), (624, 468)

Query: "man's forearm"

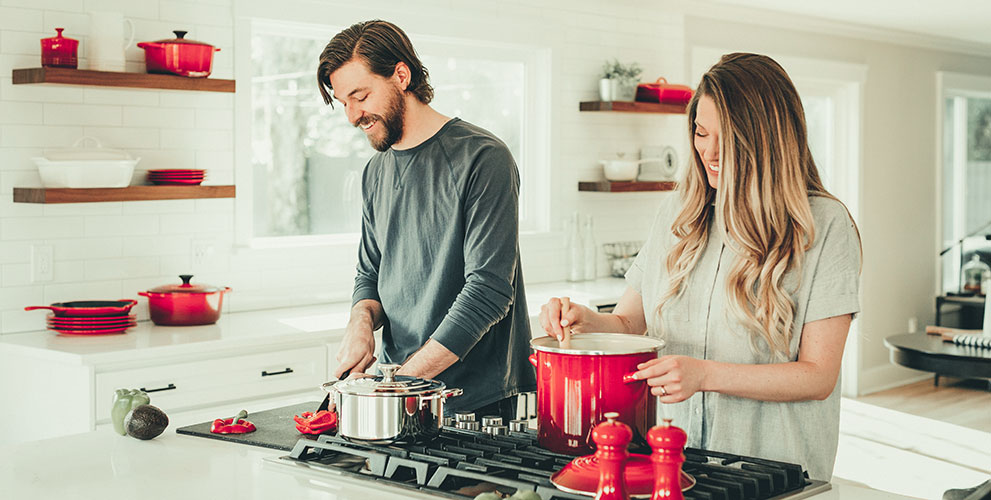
(350, 299), (385, 331)
(395, 339), (459, 379)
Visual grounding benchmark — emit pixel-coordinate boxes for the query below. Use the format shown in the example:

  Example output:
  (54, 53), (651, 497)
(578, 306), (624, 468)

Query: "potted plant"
(599, 59), (642, 101)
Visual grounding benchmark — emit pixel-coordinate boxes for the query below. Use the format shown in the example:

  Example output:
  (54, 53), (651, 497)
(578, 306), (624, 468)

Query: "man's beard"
(358, 86), (406, 152)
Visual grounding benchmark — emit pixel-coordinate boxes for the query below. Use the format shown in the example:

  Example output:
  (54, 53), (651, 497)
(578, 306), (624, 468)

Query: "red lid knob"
(647, 418), (687, 450)
(592, 412), (633, 448)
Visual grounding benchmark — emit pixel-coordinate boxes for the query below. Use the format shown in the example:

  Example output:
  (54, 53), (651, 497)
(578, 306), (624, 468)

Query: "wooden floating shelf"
(579, 101), (687, 114)
(578, 181), (677, 193)
(13, 185), (236, 204)
(12, 67), (235, 93)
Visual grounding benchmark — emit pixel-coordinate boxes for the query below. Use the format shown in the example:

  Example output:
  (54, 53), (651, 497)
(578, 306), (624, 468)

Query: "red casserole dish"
(138, 275), (231, 326)
(25, 299), (138, 317)
(137, 30), (219, 78)
(635, 77), (693, 104)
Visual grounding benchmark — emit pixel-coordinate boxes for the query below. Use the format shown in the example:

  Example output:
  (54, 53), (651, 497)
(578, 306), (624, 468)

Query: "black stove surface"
(276, 427), (830, 500)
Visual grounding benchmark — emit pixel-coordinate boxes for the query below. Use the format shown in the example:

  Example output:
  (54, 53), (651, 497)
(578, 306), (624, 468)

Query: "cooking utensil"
(137, 30), (219, 78)
(316, 368), (351, 413)
(320, 363), (462, 444)
(40, 28), (78, 68)
(25, 299), (138, 317)
(529, 332), (664, 455)
(138, 275), (231, 326)
(635, 77), (693, 104)
(560, 297), (572, 349)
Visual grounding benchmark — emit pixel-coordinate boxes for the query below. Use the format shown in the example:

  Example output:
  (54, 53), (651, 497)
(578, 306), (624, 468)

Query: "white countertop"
(0, 424), (910, 500)
(0, 277), (630, 365)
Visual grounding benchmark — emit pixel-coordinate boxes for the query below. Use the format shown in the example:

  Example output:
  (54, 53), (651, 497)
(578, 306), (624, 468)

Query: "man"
(317, 20), (536, 419)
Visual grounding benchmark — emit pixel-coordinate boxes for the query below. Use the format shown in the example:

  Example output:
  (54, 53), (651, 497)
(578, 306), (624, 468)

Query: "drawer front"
(95, 347), (327, 422)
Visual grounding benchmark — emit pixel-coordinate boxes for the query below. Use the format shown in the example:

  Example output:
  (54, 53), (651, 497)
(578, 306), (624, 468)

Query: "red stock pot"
(529, 333), (665, 455)
(137, 30), (219, 78)
(138, 275), (231, 326)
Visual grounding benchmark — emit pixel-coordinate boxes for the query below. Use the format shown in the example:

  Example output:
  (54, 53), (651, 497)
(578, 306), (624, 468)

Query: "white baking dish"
(32, 136), (140, 188)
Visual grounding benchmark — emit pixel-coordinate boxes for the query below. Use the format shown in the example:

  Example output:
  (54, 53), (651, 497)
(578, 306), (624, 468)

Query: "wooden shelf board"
(579, 100), (687, 114)
(13, 185), (236, 204)
(12, 67), (235, 93)
(578, 181), (677, 193)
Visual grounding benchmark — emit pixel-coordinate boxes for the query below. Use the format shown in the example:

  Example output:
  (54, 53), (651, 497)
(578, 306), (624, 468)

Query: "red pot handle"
(528, 354), (537, 367)
(622, 372), (642, 384)
(23, 306), (56, 312)
(137, 292), (150, 298)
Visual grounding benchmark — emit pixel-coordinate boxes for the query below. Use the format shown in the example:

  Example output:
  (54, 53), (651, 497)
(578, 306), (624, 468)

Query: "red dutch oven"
(137, 30), (219, 78)
(139, 275), (231, 326)
(529, 333), (665, 455)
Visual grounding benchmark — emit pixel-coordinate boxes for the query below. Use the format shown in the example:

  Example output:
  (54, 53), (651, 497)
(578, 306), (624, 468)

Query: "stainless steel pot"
(321, 364), (462, 444)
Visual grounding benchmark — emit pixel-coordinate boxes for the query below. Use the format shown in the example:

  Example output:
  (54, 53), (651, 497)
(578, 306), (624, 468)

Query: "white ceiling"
(707, 0), (991, 48)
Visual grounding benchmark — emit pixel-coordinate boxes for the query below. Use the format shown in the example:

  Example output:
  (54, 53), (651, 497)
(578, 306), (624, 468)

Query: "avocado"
(124, 404), (169, 440)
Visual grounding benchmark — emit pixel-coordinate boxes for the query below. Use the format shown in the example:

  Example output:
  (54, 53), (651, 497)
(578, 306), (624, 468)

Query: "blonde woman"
(539, 53), (861, 481)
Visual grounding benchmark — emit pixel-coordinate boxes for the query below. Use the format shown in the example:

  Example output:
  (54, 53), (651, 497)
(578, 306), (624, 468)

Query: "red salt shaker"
(41, 28), (78, 68)
(647, 418), (687, 500)
(592, 411), (631, 500)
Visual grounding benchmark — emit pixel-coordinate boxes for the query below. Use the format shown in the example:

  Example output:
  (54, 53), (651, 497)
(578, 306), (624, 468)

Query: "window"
(245, 20), (548, 244)
(937, 72), (991, 294)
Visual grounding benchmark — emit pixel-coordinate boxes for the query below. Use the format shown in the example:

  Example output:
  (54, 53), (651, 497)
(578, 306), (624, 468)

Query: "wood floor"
(833, 377), (991, 499)
(852, 377), (991, 433)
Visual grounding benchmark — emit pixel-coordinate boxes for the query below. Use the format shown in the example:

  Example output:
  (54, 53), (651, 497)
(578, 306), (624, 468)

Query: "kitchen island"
(0, 424), (911, 500)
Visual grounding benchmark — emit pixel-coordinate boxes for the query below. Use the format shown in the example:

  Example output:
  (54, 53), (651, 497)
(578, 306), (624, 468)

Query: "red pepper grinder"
(40, 28), (79, 68)
(647, 418), (687, 500)
(592, 411), (632, 500)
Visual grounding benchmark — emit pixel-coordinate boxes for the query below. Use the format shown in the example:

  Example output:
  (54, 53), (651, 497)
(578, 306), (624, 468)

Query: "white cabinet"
(0, 304), (348, 446)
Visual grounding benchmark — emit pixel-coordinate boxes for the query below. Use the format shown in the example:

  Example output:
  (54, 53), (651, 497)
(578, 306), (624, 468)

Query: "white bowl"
(601, 160), (640, 182)
(32, 158), (140, 188)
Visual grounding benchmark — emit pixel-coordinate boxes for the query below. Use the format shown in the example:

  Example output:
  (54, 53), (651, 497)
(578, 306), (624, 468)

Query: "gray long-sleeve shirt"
(352, 118), (537, 412)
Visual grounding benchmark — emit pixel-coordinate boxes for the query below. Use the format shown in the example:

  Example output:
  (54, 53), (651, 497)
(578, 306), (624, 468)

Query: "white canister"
(88, 11), (134, 72)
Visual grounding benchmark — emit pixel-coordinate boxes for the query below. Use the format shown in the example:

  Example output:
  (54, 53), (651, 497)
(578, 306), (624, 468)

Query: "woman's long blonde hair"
(659, 53), (848, 360)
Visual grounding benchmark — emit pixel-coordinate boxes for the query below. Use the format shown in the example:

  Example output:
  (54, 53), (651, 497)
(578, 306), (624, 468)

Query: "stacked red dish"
(148, 169), (205, 185)
(25, 300), (138, 335)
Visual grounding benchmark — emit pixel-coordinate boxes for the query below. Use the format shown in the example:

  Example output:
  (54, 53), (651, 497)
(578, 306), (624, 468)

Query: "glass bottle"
(961, 255), (991, 295)
(566, 212), (584, 282)
(583, 215), (596, 281)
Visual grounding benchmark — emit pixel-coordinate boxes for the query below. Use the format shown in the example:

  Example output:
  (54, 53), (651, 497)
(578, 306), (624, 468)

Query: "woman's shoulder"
(808, 195), (855, 227)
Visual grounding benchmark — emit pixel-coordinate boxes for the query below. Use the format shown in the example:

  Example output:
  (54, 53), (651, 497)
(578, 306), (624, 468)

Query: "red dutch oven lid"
(147, 275), (224, 294)
(150, 30), (215, 48)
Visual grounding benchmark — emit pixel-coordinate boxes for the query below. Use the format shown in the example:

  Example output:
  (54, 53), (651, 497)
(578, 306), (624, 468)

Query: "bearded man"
(317, 20), (536, 420)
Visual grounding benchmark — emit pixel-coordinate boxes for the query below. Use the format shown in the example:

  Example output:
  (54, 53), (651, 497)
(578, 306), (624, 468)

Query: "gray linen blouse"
(626, 194), (861, 481)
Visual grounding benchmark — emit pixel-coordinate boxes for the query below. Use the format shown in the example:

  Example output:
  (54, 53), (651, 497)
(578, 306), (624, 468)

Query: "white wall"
(0, 0), (685, 334)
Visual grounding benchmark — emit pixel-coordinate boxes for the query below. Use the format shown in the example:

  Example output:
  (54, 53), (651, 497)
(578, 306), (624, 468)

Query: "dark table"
(885, 332), (991, 387)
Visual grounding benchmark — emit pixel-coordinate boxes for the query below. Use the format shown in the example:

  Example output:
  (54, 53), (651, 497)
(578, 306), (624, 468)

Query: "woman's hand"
(633, 355), (709, 402)
(539, 297), (594, 340)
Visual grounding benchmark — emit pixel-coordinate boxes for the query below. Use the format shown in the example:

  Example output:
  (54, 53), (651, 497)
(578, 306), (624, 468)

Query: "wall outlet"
(907, 317), (918, 333)
(31, 245), (54, 282)
(191, 239), (215, 269)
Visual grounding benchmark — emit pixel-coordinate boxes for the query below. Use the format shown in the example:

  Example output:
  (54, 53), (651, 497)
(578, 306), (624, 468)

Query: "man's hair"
(317, 20), (434, 107)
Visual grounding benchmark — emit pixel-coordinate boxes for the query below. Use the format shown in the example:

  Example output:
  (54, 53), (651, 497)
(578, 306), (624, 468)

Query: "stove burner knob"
(443, 416), (455, 427)
(481, 415), (503, 427)
(463, 420), (480, 431)
(455, 411), (476, 422)
(490, 425), (508, 436)
(509, 420), (529, 432)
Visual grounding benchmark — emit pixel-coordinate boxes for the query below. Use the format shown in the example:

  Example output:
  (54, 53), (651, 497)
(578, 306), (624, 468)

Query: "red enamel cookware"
(137, 30), (219, 78)
(25, 299), (137, 317)
(138, 275), (230, 326)
(530, 333), (664, 455)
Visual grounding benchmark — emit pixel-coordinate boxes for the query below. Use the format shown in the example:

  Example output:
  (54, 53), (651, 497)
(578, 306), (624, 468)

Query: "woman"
(540, 53), (861, 481)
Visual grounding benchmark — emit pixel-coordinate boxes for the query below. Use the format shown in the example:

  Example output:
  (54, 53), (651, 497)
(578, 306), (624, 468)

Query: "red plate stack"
(47, 313), (137, 335)
(148, 169), (206, 185)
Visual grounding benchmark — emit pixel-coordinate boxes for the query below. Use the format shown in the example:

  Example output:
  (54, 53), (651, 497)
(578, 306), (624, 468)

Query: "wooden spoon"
(560, 297), (572, 349)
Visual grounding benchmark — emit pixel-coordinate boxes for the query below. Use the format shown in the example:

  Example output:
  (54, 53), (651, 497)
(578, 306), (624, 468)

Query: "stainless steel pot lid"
(531, 332), (665, 355)
(322, 363), (446, 397)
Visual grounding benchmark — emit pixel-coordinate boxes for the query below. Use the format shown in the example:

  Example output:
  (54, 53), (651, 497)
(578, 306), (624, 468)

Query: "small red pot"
(139, 275), (231, 326)
(41, 28), (78, 69)
(530, 333), (664, 455)
(137, 30), (219, 78)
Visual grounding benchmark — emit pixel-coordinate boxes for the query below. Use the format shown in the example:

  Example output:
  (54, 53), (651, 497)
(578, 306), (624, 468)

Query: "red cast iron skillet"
(25, 299), (138, 317)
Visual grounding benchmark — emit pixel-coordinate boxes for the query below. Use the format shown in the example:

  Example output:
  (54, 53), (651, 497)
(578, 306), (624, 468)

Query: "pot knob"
(647, 418), (687, 500)
(378, 363), (400, 383)
(173, 30), (187, 39)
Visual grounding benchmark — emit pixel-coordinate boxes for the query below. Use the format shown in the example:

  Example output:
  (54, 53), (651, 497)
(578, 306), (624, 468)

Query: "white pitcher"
(88, 11), (134, 72)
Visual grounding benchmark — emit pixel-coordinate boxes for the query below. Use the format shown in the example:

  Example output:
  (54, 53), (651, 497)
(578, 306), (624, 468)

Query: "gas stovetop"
(267, 425), (831, 500)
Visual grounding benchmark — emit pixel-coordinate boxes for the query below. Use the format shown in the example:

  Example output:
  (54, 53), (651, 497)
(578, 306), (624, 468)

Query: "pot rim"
(531, 332), (665, 355)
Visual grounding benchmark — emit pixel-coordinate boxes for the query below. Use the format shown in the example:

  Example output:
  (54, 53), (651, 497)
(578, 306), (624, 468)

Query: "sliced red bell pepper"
(294, 410), (337, 435)
(210, 409), (256, 434)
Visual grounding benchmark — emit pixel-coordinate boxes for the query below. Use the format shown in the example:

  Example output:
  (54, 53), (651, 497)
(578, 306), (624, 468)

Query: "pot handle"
(529, 354), (537, 367)
(423, 388), (463, 400)
(23, 306), (55, 312)
(137, 291), (150, 298)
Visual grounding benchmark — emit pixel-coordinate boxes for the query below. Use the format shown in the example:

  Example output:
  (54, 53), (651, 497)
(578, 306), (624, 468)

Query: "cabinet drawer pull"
(261, 367), (294, 377)
(140, 383), (177, 393)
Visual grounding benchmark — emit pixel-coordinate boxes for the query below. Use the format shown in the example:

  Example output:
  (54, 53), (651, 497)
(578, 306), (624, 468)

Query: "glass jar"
(960, 255), (991, 295)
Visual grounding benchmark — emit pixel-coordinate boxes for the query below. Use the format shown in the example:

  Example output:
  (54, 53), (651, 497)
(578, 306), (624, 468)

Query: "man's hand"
(333, 300), (382, 378)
